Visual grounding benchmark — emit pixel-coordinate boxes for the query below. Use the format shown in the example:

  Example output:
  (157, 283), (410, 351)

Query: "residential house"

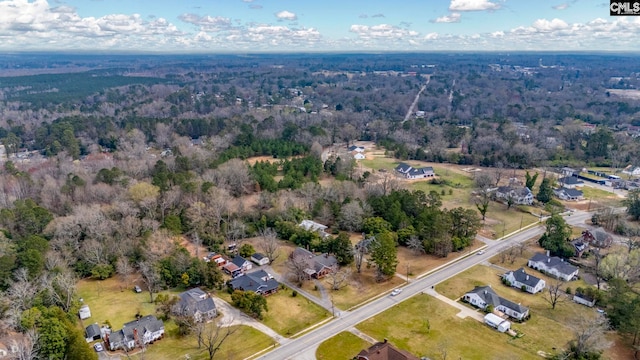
(394, 162), (435, 179)
(348, 145), (365, 153)
(576, 229), (613, 248)
(85, 323), (101, 342)
(79, 304), (91, 320)
(571, 240), (588, 258)
(251, 253), (269, 266)
(222, 262), (242, 278)
(356, 339), (419, 360)
(554, 187), (584, 201)
(291, 247), (338, 279)
(174, 288), (217, 322)
(463, 285), (530, 320)
(622, 165), (640, 177)
(495, 186), (534, 205)
(230, 255), (253, 272)
(105, 315), (164, 351)
(502, 268), (546, 294)
(229, 270), (279, 296)
(558, 176), (584, 189)
(352, 152), (366, 160)
(527, 251), (579, 281)
(561, 167), (578, 177)
(299, 220), (330, 238)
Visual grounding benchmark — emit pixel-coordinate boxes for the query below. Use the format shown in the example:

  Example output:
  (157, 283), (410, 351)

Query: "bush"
(292, 290), (298, 297)
(566, 287), (572, 295)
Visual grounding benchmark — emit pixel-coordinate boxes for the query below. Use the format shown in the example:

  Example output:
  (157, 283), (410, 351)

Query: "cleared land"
(316, 331), (370, 360)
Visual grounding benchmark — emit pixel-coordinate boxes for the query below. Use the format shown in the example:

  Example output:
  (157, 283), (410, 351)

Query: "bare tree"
(326, 265), (351, 291)
(543, 279), (567, 310)
(258, 228), (280, 265)
(492, 162), (506, 187)
(200, 319), (237, 360)
(11, 328), (39, 360)
(42, 270), (77, 312)
(354, 238), (369, 274)
(407, 236), (425, 255)
(138, 261), (161, 303)
(6, 268), (38, 312)
(286, 254), (310, 286)
(590, 248), (604, 290)
(565, 314), (611, 359)
(116, 257), (133, 288)
(437, 340), (449, 360)
(337, 201), (365, 232)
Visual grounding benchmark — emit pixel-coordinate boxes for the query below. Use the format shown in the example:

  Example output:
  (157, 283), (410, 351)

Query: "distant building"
(502, 268), (546, 294)
(229, 270), (279, 296)
(495, 186), (534, 205)
(554, 187), (584, 201)
(576, 229), (613, 249)
(299, 220), (330, 238)
(85, 323), (101, 342)
(79, 305), (91, 320)
(394, 162), (434, 179)
(558, 176), (584, 189)
(291, 247), (337, 279)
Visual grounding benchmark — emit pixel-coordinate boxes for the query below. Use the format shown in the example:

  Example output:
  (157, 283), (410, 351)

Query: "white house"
(495, 186), (534, 205)
(484, 313), (511, 333)
(251, 253), (270, 266)
(527, 251), (579, 281)
(106, 315), (164, 351)
(554, 187), (584, 201)
(502, 268), (546, 294)
(79, 305), (91, 320)
(622, 166), (640, 177)
(395, 162), (434, 179)
(230, 256), (253, 272)
(558, 176), (584, 189)
(353, 152), (366, 160)
(299, 220), (330, 238)
(463, 286), (529, 321)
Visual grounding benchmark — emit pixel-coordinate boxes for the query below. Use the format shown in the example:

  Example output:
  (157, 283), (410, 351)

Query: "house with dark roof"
(495, 186), (534, 205)
(356, 339), (419, 360)
(230, 255), (253, 272)
(502, 268), (546, 294)
(394, 162), (434, 179)
(558, 176), (584, 189)
(348, 145), (365, 153)
(105, 315), (164, 351)
(222, 262), (242, 278)
(85, 323), (101, 342)
(576, 229), (613, 249)
(291, 247), (338, 279)
(229, 270), (279, 296)
(174, 288), (216, 323)
(528, 252), (579, 281)
(463, 285), (530, 320)
(251, 253), (269, 266)
(554, 187), (584, 201)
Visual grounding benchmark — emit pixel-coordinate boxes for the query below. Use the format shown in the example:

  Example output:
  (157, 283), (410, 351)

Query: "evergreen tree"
(536, 177), (554, 203)
(369, 232), (398, 280)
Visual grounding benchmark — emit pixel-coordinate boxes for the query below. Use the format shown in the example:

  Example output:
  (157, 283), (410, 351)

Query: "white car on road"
(477, 250), (485, 255)
(390, 289), (403, 296)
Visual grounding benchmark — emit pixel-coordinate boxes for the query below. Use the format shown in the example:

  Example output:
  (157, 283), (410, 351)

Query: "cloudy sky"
(0, 0), (638, 52)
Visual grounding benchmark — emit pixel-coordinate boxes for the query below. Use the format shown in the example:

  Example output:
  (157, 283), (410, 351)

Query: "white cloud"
(553, 3), (569, 10)
(424, 32), (439, 40)
(179, 13), (232, 31)
(449, 0), (500, 11)
(350, 23), (419, 41)
(275, 10), (297, 21)
(432, 13), (461, 23)
(531, 18), (569, 32)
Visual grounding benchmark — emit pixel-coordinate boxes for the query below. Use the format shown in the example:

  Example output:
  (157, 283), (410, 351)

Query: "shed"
(484, 313), (511, 333)
(85, 323), (101, 342)
(79, 305), (91, 320)
(251, 253), (269, 266)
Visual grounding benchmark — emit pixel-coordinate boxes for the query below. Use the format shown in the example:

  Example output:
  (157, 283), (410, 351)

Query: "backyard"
(316, 331), (370, 360)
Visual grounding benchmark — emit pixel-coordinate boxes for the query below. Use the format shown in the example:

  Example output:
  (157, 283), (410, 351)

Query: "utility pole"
(406, 263), (410, 284)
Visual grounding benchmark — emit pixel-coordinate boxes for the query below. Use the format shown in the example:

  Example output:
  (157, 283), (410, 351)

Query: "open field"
(132, 323), (273, 360)
(77, 276), (176, 330)
(581, 187), (622, 208)
(356, 293), (537, 360)
(261, 288), (330, 336)
(319, 267), (405, 310)
(316, 331), (371, 360)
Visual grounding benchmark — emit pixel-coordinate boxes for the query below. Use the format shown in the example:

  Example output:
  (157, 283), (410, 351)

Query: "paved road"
(256, 210), (598, 360)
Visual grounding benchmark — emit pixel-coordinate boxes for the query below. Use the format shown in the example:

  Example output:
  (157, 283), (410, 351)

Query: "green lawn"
(356, 293), (537, 360)
(77, 277), (176, 329)
(316, 331), (371, 360)
(582, 187), (621, 208)
(133, 322), (273, 360)
(261, 288), (330, 336)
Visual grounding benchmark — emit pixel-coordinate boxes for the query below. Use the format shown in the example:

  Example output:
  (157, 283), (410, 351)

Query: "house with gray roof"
(463, 285), (529, 320)
(230, 255), (253, 272)
(495, 186), (534, 205)
(85, 323), (101, 342)
(554, 187), (584, 201)
(105, 315), (164, 351)
(528, 251), (579, 281)
(174, 288), (216, 323)
(291, 247), (338, 279)
(502, 268), (546, 294)
(558, 176), (584, 189)
(299, 220), (330, 238)
(229, 270), (279, 296)
(394, 162), (434, 179)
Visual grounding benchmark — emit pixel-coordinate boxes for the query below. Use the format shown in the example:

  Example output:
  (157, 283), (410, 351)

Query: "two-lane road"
(258, 211), (597, 359)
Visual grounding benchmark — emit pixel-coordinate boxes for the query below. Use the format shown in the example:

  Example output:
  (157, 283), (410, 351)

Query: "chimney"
(546, 250), (550, 257)
(383, 338), (388, 343)
(548, 258), (551, 263)
(526, 275), (529, 281)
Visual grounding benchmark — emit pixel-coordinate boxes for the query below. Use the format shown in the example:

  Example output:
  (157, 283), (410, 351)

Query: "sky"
(0, 0), (639, 53)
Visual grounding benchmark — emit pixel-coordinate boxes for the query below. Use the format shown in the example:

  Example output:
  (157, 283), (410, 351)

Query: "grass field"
(582, 187), (622, 208)
(321, 268), (405, 310)
(77, 276), (175, 329)
(316, 332), (371, 360)
(132, 323), (273, 360)
(356, 293), (537, 360)
(261, 288), (330, 336)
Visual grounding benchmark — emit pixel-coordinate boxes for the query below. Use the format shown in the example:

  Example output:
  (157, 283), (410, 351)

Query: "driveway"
(212, 297), (289, 345)
(423, 287), (485, 321)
